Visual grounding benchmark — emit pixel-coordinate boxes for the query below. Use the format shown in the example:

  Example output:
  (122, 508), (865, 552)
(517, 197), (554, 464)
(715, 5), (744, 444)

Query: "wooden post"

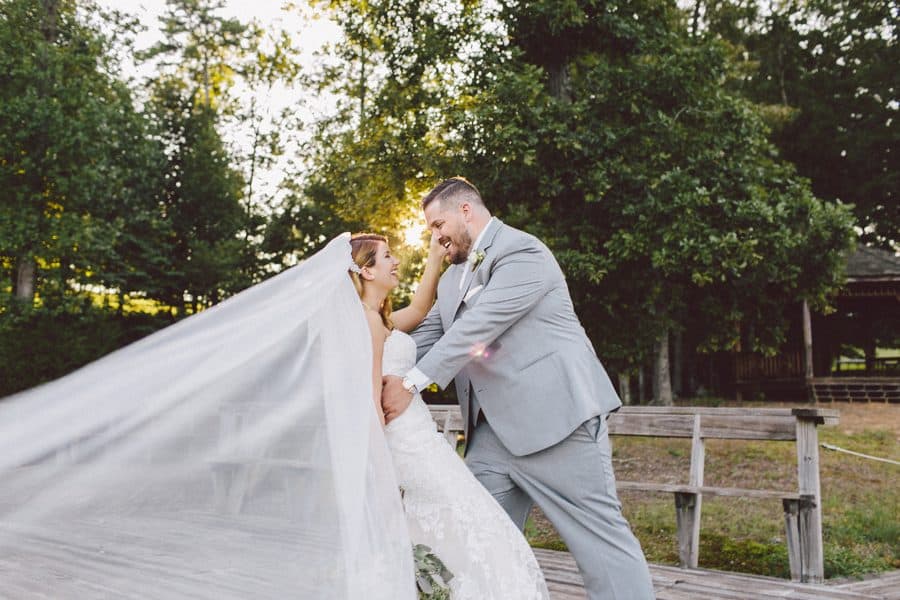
(687, 415), (704, 567)
(675, 415), (705, 568)
(864, 339), (877, 375)
(782, 498), (802, 581)
(674, 492), (699, 568)
(442, 413), (457, 448)
(796, 417), (824, 583)
(802, 300), (814, 380)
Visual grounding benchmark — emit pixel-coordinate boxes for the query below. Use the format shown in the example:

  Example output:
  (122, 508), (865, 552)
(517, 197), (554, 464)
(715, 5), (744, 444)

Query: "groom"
(382, 177), (655, 599)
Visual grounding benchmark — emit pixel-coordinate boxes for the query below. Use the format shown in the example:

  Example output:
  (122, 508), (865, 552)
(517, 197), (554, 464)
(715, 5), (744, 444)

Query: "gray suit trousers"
(466, 416), (655, 600)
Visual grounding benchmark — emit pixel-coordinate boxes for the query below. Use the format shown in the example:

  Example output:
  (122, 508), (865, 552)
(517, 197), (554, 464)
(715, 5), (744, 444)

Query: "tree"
(296, 0), (489, 236)
(141, 0), (285, 310)
(0, 0), (167, 309)
(465, 0), (856, 403)
(307, 0), (855, 405)
(143, 75), (245, 311)
(690, 0), (899, 249)
(0, 0), (178, 394)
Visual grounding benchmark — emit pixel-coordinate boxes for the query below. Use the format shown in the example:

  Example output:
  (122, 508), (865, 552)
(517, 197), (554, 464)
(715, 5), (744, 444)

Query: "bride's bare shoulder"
(363, 309), (389, 343)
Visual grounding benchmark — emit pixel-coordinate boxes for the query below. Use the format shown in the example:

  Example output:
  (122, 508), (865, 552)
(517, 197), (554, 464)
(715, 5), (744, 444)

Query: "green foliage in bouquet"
(413, 544), (453, 600)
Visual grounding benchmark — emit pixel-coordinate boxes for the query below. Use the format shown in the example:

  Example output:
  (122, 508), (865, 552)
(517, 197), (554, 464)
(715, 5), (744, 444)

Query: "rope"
(821, 443), (900, 466)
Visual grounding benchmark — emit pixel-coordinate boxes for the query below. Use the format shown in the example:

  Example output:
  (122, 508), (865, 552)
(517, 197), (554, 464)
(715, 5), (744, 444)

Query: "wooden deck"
(1, 512), (897, 599)
(535, 548), (900, 600)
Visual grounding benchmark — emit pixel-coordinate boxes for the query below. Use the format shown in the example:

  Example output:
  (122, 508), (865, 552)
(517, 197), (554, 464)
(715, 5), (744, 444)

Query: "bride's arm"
(364, 309), (388, 426)
(392, 233), (445, 333)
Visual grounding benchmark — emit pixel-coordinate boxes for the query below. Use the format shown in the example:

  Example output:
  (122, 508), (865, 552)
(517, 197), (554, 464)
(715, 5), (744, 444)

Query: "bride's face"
(365, 241), (401, 291)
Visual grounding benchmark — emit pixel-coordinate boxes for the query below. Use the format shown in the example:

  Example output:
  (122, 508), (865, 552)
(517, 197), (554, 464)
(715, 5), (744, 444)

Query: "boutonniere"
(467, 250), (486, 271)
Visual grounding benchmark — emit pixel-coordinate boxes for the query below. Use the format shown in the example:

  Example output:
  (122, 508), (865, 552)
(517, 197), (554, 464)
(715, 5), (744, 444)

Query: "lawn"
(524, 401), (899, 579)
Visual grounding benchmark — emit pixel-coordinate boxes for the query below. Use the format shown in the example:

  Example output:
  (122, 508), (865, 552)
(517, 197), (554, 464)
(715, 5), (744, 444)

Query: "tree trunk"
(802, 300), (814, 380)
(15, 258), (36, 302)
(637, 365), (646, 405)
(673, 330), (683, 397)
(777, 36), (789, 106)
(40, 0), (59, 41)
(691, 0), (702, 38)
(618, 372), (632, 406)
(547, 62), (573, 103)
(653, 330), (674, 406)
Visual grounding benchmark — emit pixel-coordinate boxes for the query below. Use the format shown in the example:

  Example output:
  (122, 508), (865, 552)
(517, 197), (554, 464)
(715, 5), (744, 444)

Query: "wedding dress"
(383, 330), (550, 600)
(0, 234), (415, 599)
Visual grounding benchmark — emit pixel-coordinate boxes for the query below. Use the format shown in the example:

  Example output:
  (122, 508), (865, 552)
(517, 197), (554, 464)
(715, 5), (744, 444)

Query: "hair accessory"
(349, 262), (362, 274)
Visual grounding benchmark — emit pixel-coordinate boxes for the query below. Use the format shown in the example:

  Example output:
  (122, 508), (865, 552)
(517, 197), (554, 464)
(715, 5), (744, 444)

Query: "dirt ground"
(823, 402), (900, 437)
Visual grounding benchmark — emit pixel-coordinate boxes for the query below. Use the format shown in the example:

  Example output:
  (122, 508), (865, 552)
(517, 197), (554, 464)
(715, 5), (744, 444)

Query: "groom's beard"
(448, 229), (473, 264)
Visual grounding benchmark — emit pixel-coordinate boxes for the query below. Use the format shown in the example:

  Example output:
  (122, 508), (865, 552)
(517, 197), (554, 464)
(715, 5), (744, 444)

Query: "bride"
(349, 233), (549, 600)
(0, 231), (546, 599)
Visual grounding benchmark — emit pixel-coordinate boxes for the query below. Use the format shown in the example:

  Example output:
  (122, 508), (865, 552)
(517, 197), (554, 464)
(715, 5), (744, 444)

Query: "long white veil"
(0, 234), (415, 599)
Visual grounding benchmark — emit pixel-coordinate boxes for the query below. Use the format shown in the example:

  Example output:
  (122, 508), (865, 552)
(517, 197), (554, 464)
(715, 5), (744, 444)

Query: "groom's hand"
(381, 375), (414, 424)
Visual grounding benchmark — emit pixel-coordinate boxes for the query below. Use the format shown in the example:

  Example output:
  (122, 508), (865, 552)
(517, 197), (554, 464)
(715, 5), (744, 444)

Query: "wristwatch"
(401, 376), (418, 396)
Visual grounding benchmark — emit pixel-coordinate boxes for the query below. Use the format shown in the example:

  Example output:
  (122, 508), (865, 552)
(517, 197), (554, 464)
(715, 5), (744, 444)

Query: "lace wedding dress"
(382, 330), (549, 600)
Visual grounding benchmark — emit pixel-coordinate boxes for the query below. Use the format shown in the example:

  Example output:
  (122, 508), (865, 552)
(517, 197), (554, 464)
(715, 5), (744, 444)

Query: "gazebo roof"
(845, 245), (900, 282)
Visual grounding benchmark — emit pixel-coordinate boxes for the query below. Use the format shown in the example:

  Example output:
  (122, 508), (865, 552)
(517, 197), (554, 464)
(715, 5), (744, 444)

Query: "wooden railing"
(428, 404), (839, 584)
(735, 351), (805, 381)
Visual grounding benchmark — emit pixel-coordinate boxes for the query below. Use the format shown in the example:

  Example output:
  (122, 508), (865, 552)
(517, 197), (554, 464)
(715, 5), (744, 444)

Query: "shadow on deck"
(535, 548), (900, 600)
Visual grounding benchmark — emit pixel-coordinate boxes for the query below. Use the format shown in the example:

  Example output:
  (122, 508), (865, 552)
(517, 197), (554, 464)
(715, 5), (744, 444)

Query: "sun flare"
(400, 217), (426, 248)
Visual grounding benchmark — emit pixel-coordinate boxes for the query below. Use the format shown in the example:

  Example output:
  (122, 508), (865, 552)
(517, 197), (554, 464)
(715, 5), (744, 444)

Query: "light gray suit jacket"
(410, 219), (621, 456)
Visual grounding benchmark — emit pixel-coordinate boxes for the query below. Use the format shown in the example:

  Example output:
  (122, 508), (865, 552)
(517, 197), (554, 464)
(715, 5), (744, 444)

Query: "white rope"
(821, 443), (900, 466)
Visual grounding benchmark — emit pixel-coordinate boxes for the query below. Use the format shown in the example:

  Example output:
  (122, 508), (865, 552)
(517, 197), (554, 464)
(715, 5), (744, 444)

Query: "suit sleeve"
(414, 243), (550, 389)
(409, 301), (444, 362)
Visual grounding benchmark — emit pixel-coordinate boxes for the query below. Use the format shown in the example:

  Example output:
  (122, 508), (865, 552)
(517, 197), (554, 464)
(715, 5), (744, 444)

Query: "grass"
(524, 401), (900, 580)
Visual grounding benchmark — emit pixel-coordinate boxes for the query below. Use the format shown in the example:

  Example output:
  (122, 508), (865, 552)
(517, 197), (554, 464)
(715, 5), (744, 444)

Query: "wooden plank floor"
(534, 549), (900, 600)
(832, 570), (900, 598)
(2, 513), (896, 599)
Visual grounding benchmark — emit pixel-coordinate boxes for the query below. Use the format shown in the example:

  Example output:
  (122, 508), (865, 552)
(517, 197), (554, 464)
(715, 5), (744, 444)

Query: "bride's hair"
(349, 233), (394, 330)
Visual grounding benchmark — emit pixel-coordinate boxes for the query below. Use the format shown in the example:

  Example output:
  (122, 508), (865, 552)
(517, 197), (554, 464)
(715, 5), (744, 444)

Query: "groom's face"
(425, 199), (472, 265)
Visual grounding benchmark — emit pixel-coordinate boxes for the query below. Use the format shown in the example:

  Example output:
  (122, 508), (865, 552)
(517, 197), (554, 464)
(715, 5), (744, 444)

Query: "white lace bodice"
(382, 330), (417, 377)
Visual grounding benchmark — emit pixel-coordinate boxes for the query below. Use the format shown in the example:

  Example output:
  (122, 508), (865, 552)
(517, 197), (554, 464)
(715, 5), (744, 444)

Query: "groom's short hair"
(421, 177), (484, 209)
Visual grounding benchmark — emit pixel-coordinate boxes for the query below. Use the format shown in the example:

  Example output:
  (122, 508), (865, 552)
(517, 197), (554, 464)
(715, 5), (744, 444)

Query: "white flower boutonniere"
(467, 250), (486, 271)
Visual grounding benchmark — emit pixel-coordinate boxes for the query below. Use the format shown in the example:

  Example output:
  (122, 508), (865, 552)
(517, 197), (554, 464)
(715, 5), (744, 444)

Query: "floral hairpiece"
(349, 262), (362, 274)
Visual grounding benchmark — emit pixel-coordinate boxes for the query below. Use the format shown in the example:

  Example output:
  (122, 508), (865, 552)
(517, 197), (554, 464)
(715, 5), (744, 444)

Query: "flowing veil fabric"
(0, 234), (415, 599)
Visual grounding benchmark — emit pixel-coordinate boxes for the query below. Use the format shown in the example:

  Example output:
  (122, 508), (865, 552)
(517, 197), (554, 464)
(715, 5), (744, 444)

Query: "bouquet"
(413, 543), (454, 599)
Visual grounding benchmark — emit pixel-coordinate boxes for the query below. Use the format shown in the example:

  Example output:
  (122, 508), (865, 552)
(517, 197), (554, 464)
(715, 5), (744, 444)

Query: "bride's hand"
(428, 231), (448, 262)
